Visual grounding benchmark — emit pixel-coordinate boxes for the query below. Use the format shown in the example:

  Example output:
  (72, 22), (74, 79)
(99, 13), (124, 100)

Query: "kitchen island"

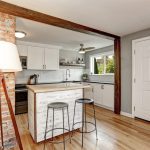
(27, 83), (90, 143)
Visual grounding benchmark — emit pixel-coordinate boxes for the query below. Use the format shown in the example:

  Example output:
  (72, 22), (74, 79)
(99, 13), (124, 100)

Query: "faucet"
(65, 69), (70, 82)
(29, 74), (39, 85)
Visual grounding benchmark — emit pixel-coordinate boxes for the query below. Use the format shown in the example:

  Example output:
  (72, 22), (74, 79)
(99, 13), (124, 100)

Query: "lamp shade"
(0, 41), (22, 72)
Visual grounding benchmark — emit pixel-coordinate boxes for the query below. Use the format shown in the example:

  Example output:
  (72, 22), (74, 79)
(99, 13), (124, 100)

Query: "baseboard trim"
(121, 111), (133, 118)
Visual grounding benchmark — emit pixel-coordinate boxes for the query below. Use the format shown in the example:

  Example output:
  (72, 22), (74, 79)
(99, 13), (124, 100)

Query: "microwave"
(20, 56), (27, 69)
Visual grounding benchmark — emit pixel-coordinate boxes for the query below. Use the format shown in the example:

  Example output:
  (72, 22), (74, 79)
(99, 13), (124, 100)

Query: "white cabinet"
(84, 83), (114, 110)
(84, 83), (93, 99)
(44, 48), (59, 70)
(27, 46), (59, 70)
(17, 44), (28, 56)
(28, 46), (44, 70)
(93, 83), (103, 104)
(102, 84), (114, 109)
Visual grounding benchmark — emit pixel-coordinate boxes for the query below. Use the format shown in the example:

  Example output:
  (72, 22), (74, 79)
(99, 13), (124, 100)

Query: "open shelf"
(60, 64), (85, 67)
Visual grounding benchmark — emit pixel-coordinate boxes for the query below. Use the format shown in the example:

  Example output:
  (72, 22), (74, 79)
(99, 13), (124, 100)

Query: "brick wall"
(0, 12), (16, 148)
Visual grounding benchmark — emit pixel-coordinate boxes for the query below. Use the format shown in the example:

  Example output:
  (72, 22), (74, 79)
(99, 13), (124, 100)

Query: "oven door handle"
(15, 89), (28, 92)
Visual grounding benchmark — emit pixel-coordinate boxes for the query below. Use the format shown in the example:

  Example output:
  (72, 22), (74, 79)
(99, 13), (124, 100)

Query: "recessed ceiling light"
(15, 31), (26, 38)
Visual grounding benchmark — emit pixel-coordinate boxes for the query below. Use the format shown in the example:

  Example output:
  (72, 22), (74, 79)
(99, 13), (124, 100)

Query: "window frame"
(90, 51), (114, 76)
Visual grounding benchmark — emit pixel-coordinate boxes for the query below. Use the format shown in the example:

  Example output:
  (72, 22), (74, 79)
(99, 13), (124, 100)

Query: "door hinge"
(134, 50), (136, 54)
(134, 78), (136, 83)
(134, 106), (135, 111)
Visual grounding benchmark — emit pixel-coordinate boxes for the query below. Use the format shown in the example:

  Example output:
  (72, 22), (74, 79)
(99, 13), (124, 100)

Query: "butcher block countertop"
(26, 83), (91, 93)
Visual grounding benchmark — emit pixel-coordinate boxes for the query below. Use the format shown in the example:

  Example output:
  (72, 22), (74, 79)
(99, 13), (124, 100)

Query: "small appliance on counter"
(82, 73), (89, 81)
(15, 84), (28, 115)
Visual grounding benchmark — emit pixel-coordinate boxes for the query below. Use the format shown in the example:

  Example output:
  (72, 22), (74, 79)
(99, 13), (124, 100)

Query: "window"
(90, 52), (114, 75)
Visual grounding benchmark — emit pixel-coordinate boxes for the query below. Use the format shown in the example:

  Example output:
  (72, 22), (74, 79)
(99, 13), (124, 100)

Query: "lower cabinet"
(102, 84), (114, 109)
(84, 83), (114, 111)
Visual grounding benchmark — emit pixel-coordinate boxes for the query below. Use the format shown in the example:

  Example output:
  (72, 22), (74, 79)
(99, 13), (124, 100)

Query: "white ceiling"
(4, 0), (150, 36)
(16, 17), (113, 51)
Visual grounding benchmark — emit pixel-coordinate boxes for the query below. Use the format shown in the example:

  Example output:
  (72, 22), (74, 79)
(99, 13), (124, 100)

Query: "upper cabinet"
(28, 46), (44, 70)
(17, 44), (28, 56)
(44, 48), (59, 70)
(17, 42), (60, 70)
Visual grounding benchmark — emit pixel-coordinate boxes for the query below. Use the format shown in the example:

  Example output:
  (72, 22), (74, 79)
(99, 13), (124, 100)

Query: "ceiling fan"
(78, 44), (95, 54)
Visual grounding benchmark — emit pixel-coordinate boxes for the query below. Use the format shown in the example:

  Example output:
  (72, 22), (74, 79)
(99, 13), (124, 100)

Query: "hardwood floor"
(13, 106), (150, 150)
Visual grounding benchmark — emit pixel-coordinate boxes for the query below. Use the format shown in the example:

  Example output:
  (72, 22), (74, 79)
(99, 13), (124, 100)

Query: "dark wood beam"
(0, 1), (120, 39)
(114, 38), (121, 114)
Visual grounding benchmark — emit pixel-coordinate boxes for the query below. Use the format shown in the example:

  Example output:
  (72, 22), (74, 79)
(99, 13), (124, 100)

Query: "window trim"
(90, 51), (114, 75)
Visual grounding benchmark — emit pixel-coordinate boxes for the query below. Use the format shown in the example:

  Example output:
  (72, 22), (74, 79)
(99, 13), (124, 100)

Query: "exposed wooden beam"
(0, 1), (120, 39)
(114, 38), (121, 114)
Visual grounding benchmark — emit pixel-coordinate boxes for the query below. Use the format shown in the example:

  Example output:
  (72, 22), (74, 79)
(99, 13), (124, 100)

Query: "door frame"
(0, 1), (121, 114)
(132, 36), (150, 118)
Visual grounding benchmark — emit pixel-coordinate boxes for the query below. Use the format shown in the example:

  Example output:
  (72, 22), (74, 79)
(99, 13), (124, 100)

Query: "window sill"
(89, 74), (114, 76)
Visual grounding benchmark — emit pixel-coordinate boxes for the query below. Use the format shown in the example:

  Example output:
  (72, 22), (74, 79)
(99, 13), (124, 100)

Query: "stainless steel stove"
(15, 84), (28, 115)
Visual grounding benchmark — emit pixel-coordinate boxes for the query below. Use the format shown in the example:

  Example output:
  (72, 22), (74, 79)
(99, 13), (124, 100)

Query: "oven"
(15, 84), (28, 115)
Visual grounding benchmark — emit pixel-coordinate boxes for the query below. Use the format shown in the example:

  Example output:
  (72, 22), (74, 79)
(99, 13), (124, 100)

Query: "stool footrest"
(45, 128), (71, 144)
(72, 121), (97, 133)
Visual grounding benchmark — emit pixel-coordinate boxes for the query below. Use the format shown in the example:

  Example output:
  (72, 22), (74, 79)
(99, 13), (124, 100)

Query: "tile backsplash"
(15, 68), (84, 84)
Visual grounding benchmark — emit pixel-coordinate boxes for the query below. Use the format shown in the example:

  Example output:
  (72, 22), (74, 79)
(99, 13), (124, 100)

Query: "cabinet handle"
(45, 65), (46, 70)
(101, 85), (104, 89)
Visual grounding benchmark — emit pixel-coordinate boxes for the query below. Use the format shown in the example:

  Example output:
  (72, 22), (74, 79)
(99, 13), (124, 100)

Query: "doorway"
(132, 36), (150, 121)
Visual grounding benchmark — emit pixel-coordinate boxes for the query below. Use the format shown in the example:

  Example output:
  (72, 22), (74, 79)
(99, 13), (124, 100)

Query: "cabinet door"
(102, 85), (114, 109)
(93, 83), (103, 105)
(83, 83), (93, 99)
(17, 44), (28, 56)
(28, 46), (44, 70)
(44, 48), (59, 70)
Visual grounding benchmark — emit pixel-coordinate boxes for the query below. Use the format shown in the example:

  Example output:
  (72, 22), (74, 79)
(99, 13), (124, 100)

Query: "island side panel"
(36, 89), (83, 143)
(28, 90), (35, 141)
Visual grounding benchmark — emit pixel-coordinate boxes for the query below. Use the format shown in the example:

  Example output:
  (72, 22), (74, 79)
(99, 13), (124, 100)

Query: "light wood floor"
(12, 106), (150, 150)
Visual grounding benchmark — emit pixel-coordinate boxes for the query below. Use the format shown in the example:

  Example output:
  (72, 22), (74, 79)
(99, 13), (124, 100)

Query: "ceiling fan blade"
(84, 47), (95, 50)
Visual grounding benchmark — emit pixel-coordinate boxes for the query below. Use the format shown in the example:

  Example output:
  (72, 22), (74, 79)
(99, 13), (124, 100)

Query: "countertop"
(27, 83), (91, 93)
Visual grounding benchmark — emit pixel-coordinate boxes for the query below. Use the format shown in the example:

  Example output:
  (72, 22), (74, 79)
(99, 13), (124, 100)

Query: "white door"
(28, 46), (44, 70)
(133, 37), (150, 121)
(44, 48), (59, 70)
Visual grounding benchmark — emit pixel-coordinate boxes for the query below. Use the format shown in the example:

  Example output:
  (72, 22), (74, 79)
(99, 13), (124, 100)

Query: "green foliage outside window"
(106, 56), (114, 73)
(92, 54), (114, 75)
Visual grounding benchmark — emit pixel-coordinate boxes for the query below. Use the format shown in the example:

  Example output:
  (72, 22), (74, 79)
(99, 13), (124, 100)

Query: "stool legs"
(72, 101), (76, 135)
(72, 100), (98, 148)
(44, 107), (49, 150)
(81, 103), (84, 147)
(62, 108), (65, 150)
(52, 108), (54, 141)
(93, 103), (98, 140)
(85, 104), (87, 132)
(67, 106), (71, 143)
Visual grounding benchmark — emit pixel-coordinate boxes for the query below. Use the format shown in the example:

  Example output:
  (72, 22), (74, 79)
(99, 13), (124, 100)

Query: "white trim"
(132, 36), (150, 118)
(95, 103), (114, 111)
(89, 51), (114, 58)
(16, 40), (61, 49)
(120, 111), (133, 118)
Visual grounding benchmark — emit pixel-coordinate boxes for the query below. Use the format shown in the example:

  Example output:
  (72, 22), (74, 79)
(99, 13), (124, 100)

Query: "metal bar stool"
(72, 98), (98, 147)
(43, 102), (71, 150)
